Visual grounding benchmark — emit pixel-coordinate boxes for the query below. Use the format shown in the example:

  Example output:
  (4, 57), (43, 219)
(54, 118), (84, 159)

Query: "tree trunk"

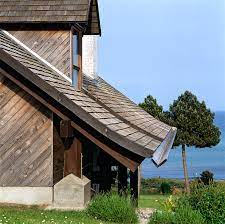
(182, 144), (190, 194)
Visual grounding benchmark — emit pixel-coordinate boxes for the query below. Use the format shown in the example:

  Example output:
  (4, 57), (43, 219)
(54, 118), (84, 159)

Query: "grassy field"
(139, 194), (169, 210)
(0, 195), (168, 224)
(0, 206), (112, 224)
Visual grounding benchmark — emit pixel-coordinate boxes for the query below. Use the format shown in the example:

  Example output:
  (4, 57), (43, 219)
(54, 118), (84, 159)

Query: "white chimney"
(82, 35), (98, 79)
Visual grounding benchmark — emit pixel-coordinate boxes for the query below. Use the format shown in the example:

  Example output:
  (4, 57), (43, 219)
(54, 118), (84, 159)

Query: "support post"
(64, 138), (82, 178)
(130, 169), (138, 207)
(138, 165), (142, 196)
(118, 164), (128, 196)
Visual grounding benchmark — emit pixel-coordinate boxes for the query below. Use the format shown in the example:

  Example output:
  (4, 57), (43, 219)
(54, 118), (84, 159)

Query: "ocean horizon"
(142, 111), (225, 180)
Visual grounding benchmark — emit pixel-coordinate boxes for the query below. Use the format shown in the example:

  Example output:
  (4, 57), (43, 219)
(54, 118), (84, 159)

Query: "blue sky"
(98, 0), (225, 111)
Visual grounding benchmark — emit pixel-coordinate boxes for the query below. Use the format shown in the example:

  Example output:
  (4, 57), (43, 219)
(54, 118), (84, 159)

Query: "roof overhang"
(0, 29), (176, 171)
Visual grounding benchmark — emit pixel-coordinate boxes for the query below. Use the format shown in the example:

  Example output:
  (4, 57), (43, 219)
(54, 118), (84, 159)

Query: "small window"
(73, 33), (78, 66)
(72, 29), (82, 88)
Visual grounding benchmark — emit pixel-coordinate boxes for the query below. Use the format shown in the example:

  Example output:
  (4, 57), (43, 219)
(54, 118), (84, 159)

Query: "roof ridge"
(1, 30), (72, 84)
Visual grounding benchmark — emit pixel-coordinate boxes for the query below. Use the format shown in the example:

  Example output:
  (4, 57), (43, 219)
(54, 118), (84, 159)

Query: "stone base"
(54, 174), (91, 209)
(0, 187), (52, 205)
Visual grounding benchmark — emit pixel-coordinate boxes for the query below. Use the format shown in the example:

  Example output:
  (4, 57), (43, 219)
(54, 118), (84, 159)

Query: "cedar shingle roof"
(83, 75), (171, 141)
(0, 0), (101, 35)
(83, 75), (177, 166)
(0, 30), (176, 167)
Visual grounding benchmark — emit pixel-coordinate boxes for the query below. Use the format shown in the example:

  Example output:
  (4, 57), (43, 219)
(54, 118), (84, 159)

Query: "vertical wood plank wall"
(9, 30), (71, 78)
(0, 73), (53, 187)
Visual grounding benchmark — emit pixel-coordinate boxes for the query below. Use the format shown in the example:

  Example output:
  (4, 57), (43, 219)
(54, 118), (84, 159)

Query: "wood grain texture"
(9, 30), (71, 78)
(0, 73), (53, 187)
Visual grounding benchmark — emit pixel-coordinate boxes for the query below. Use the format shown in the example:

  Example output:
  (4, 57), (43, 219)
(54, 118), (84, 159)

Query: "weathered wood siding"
(0, 73), (53, 187)
(9, 30), (71, 78)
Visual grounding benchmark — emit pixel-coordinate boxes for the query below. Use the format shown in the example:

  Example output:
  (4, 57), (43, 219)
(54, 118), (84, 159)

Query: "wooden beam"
(64, 138), (82, 178)
(130, 169), (139, 207)
(118, 164), (128, 196)
(60, 120), (74, 138)
(0, 68), (139, 172)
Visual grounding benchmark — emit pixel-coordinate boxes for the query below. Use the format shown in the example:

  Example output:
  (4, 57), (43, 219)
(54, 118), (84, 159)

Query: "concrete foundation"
(0, 175), (91, 209)
(0, 187), (53, 205)
(53, 174), (91, 209)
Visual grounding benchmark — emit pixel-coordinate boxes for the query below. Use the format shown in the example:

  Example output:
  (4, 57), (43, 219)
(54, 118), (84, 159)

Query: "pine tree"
(168, 91), (220, 193)
(140, 92), (221, 194)
(139, 95), (164, 119)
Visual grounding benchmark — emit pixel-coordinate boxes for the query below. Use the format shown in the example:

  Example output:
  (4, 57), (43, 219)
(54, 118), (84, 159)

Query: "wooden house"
(0, 0), (176, 208)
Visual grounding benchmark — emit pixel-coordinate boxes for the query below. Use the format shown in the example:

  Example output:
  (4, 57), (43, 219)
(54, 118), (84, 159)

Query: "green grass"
(0, 194), (172, 223)
(0, 206), (112, 224)
(139, 194), (169, 210)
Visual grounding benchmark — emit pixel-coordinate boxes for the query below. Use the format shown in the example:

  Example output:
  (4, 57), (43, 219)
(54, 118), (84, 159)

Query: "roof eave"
(0, 49), (150, 158)
(0, 21), (101, 35)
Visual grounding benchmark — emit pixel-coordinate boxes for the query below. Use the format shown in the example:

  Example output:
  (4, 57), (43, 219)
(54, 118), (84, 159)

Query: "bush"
(149, 206), (205, 224)
(160, 182), (171, 194)
(188, 183), (225, 224)
(200, 170), (214, 185)
(174, 205), (205, 224)
(87, 193), (138, 224)
(149, 211), (174, 224)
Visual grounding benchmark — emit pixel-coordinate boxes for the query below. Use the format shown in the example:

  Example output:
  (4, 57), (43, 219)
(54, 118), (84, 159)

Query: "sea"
(142, 111), (225, 180)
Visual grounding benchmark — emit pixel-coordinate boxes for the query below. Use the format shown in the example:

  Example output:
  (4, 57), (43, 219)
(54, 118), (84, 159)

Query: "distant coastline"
(142, 111), (225, 180)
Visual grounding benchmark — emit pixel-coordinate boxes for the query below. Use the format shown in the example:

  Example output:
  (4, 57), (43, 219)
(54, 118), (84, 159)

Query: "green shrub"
(188, 183), (225, 224)
(160, 182), (171, 194)
(149, 211), (174, 224)
(199, 170), (214, 185)
(174, 205), (205, 224)
(87, 193), (138, 224)
(149, 206), (205, 224)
